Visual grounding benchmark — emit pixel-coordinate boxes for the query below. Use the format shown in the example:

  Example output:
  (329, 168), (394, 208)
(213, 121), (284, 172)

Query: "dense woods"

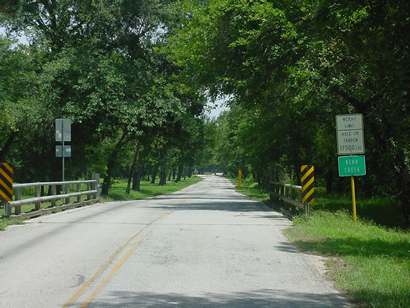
(167, 1), (410, 224)
(0, 1), (207, 196)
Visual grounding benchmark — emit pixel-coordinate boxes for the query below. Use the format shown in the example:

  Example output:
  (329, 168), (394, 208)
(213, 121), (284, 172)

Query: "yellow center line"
(63, 211), (171, 307)
(80, 234), (146, 308)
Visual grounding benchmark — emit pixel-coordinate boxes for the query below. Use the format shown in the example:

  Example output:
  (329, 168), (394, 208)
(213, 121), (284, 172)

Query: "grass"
(105, 176), (202, 201)
(231, 178), (270, 202)
(0, 217), (24, 231)
(285, 211), (410, 307)
(234, 177), (403, 228)
(315, 193), (403, 228)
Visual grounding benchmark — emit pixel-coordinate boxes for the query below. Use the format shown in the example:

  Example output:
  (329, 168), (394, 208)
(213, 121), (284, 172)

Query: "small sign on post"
(336, 114), (365, 155)
(338, 155), (366, 177)
(300, 165), (315, 216)
(55, 119), (72, 142)
(55, 118), (72, 183)
(336, 113), (366, 222)
(55, 145), (72, 158)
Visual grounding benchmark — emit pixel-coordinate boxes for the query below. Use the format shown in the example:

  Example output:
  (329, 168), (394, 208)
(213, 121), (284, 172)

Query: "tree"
(168, 0), (410, 224)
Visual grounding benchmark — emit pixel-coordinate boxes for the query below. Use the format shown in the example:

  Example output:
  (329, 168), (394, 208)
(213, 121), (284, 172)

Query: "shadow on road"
(87, 289), (347, 307)
(151, 200), (272, 213)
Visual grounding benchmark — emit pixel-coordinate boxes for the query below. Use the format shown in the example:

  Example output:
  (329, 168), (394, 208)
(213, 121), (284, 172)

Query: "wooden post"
(51, 185), (56, 207)
(64, 183), (70, 205)
(35, 185), (41, 211)
(14, 187), (21, 215)
(86, 182), (91, 201)
(93, 173), (100, 200)
(3, 201), (11, 217)
(76, 183), (81, 203)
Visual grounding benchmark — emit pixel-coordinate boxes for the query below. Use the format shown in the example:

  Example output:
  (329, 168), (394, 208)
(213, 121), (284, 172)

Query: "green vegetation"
(285, 211), (410, 308)
(234, 178), (270, 203)
(0, 1), (209, 199)
(2, 2), (409, 303)
(315, 193), (402, 228)
(237, 176), (402, 228)
(0, 216), (23, 231)
(168, 1), (410, 226)
(106, 176), (202, 201)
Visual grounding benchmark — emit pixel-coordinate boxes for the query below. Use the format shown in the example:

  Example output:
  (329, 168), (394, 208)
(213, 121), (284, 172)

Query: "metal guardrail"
(4, 178), (100, 218)
(271, 182), (303, 209)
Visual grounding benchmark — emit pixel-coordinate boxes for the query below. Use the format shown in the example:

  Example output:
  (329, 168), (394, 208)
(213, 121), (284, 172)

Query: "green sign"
(338, 155), (366, 177)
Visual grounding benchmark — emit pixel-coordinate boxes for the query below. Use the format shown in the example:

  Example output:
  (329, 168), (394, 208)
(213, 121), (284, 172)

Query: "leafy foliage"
(0, 1), (206, 194)
(169, 0), (410, 224)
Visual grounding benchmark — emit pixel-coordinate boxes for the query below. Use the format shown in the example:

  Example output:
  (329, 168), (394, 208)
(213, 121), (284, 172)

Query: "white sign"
(336, 114), (365, 155)
(56, 145), (72, 158)
(336, 114), (363, 131)
(55, 119), (72, 142)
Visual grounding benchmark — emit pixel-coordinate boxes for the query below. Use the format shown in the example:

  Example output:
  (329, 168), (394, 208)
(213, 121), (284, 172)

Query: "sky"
(0, 25), (30, 45)
(204, 95), (230, 120)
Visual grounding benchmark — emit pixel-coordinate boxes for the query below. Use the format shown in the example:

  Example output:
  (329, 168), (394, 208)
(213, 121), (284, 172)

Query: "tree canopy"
(167, 0), (410, 224)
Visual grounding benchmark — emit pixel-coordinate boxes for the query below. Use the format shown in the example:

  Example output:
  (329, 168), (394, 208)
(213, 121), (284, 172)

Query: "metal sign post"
(55, 119), (72, 183)
(336, 114), (366, 222)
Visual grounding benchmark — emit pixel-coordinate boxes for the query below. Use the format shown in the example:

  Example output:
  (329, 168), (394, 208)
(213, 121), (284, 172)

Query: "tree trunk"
(396, 149), (410, 226)
(132, 162), (144, 192)
(159, 164), (167, 186)
(126, 144), (140, 194)
(151, 166), (158, 184)
(101, 132), (127, 196)
(325, 169), (333, 194)
(176, 165), (183, 182)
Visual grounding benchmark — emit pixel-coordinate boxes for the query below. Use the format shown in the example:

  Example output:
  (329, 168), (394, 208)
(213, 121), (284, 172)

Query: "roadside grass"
(105, 176), (202, 201)
(315, 192), (402, 228)
(285, 211), (410, 307)
(0, 217), (24, 231)
(235, 177), (402, 228)
(231, 178), (270, 202)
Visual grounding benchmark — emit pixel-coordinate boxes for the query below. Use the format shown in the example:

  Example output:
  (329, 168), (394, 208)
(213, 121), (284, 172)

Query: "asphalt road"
(0, 175), (347, 307)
